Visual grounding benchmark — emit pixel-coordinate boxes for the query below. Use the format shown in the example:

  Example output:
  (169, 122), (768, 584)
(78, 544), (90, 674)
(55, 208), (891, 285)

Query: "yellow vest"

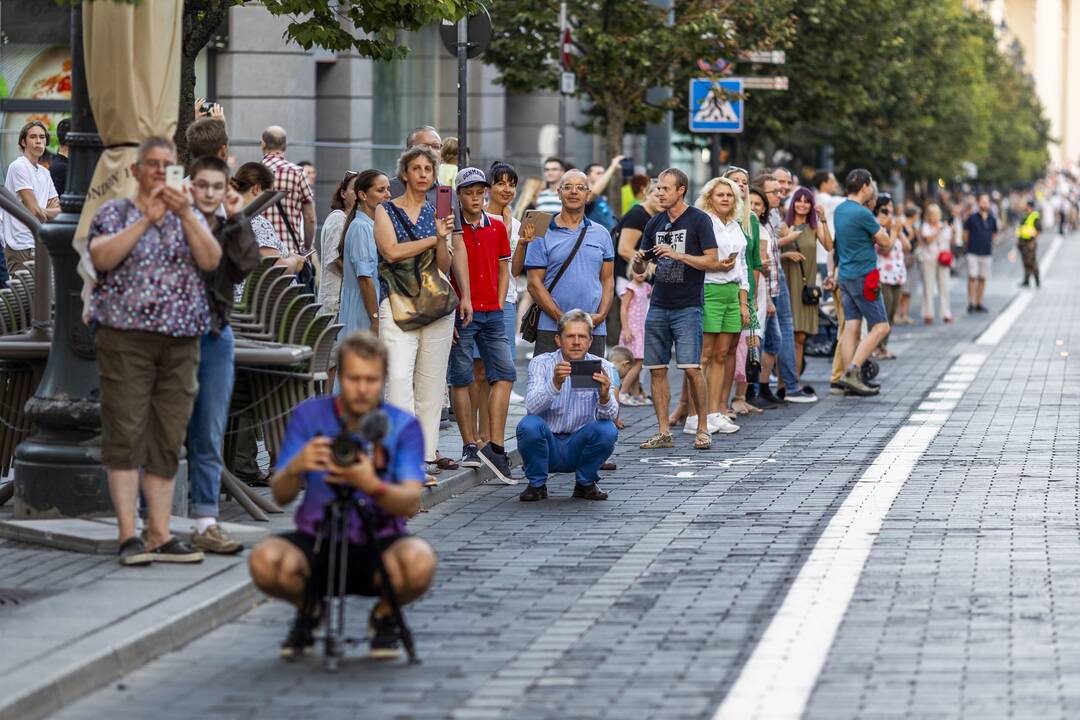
(1018, 211), (1039, 240)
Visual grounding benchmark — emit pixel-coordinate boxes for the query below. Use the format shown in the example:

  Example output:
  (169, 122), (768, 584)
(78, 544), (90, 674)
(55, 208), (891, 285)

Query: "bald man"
(260, 125), (315, 254)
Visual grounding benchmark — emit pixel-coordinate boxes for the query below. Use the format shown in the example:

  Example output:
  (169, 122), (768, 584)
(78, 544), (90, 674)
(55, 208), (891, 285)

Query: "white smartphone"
(165, 164), (185, 190)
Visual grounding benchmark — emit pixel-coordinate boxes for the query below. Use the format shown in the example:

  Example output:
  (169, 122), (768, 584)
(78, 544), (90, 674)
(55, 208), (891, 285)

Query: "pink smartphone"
(436, 185), (453, 219)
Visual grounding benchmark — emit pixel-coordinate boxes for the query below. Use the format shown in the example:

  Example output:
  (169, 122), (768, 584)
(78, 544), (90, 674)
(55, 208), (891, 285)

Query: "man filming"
(248, 332), (437, 661)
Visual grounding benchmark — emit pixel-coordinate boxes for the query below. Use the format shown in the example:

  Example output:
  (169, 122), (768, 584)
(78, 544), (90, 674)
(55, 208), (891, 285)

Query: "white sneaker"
(682, 415), (699, 434)
(708, 412), (740, 434)
(510, 390), (525, 403)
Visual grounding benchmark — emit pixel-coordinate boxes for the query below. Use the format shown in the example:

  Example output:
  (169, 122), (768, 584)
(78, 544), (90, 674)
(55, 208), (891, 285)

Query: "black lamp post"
(12, 6), (108, 518)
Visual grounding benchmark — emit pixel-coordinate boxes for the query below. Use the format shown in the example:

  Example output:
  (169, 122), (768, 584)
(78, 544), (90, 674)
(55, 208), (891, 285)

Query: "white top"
(704, 215), (749, 290)
(318, 209), (347, 315)
(919, 221), (952, 258)
(486, 211), (521, 304)
(2, 156), (57, 251)
(814, 191), (841, 264)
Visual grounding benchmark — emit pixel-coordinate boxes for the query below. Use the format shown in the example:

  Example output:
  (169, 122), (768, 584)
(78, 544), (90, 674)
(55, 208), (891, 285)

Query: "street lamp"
(11, 6), (109, 518)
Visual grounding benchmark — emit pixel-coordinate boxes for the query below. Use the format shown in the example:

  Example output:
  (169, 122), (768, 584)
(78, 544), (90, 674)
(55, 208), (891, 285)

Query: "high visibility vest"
(1018, 211), (1040, 240)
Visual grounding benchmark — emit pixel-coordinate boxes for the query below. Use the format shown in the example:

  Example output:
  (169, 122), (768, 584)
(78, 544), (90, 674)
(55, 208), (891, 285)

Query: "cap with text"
(455, 167), (490, 190)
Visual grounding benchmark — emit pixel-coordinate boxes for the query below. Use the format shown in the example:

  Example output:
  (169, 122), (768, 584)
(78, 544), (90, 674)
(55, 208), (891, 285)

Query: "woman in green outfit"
(779, 186), (832, 378)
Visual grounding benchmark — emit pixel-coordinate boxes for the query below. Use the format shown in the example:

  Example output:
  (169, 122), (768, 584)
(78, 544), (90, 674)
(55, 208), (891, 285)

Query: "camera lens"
(331, 434), (359, 466)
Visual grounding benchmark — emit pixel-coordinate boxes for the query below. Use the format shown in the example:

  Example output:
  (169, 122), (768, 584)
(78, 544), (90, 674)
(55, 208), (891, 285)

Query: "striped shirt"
(534, 188), (562, 215)
(525, 350), (619, 434)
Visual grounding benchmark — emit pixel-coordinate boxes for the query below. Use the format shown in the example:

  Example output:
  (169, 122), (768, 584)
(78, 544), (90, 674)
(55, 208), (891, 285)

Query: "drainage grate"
(0, 587), (51, 609)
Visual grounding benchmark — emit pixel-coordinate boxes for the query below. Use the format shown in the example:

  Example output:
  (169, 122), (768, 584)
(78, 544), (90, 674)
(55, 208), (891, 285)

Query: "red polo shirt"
(452, 213), (511, 312)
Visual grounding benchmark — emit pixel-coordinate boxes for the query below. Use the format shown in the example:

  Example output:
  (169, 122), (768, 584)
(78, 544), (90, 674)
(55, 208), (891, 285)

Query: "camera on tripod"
(329, 409), (388, 468)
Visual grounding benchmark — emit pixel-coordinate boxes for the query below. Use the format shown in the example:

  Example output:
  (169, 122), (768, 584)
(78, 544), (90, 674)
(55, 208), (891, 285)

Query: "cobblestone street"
(49, 238), (1079, 720)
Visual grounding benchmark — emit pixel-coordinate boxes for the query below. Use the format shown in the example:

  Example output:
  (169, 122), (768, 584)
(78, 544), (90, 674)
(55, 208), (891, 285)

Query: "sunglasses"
(344, 170), (358, 182)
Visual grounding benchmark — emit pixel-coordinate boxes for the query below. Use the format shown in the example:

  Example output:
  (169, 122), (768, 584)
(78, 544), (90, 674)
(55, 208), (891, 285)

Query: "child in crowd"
(617, 267), (651, 405)
(599, 346), (633, 472)
(439, 137), (459, 188)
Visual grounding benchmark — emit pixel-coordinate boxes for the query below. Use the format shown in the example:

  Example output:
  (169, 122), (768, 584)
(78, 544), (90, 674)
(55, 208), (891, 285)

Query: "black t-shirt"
(50, 153), (68, 197)
(613, 204), (653, 280)
(639, 205), (717, 309)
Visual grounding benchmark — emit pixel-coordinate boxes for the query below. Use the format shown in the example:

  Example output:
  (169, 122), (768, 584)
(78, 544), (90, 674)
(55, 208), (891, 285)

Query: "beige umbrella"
(74, 0), (183, 318)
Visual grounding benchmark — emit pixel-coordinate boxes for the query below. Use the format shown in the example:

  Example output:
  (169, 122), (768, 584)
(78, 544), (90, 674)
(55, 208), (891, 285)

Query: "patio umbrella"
(74, 0), (183, 317)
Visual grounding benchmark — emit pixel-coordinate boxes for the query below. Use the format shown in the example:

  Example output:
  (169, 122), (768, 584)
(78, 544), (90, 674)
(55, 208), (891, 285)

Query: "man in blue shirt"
(963, 193), (998, 313)
(516, 309), (619, 502)
(524, 169), (616, 356)
(833, 169), (893, 396)
(248, 332), (436, 661)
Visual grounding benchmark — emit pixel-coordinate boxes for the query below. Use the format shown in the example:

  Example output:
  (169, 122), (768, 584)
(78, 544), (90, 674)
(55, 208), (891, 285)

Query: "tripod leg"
(324, 505), (343, 672)
(358, 505), (419, 664)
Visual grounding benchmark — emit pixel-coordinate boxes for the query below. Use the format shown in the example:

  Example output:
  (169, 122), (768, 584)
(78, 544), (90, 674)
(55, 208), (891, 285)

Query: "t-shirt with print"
(834, 199), (882, 281)
(2, 156), (57, 251)
(523, 215), (614, 335)
(638, 205), (717, 309)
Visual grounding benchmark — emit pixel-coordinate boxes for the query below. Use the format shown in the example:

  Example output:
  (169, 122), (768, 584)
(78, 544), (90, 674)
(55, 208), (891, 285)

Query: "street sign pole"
(457, 18), (468, 167)
(558, 1), (568, 160)
(710, 135), (722, 180)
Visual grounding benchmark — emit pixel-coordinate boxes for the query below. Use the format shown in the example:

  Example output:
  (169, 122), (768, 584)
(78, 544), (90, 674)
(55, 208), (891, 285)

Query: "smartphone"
(727, 251), (739, 261)
(436, 185), (453, 219)
(165, 164), (185, 190)
(299, 248), (317, 258)
(620, 157), (635, 178)
(641, 246), (658, 262)
(523, 209), (553, 237)
(570, 360), (603, 389)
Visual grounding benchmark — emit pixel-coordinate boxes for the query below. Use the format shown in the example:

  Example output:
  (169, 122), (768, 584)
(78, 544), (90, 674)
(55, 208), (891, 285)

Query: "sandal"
(694, 431), (712, 450)
(639, 432), (674, 449)
(435, 454), (459, 471)
(424, 475), (439, 487)
(732, 398), (763, 416)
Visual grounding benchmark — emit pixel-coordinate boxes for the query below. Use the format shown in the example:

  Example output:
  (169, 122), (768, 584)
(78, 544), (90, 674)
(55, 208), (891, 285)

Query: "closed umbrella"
(74, 0), (183, 316)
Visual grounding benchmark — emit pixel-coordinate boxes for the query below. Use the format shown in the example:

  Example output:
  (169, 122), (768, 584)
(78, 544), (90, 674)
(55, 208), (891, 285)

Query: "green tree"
(484, 0), (796, 163)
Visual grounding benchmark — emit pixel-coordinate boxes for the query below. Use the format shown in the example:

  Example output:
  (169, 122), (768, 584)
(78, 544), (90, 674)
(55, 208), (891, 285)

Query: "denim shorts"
(449, 310), (517, 387)
(644, 305), (703, 369)
(839, 275), (889, 327)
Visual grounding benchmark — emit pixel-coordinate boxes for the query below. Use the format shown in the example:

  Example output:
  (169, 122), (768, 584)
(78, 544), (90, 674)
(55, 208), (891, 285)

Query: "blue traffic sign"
(689, 78), (743, 133)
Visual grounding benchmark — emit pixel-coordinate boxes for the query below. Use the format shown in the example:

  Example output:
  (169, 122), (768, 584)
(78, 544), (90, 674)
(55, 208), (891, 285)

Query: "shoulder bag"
(276, 201), (316, 295)
(381, 203), (459, 331)
(520, 224), (589, 343)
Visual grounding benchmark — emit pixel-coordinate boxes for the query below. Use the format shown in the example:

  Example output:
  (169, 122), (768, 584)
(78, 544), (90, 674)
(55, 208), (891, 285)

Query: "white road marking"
(710, 239), (1059, 719)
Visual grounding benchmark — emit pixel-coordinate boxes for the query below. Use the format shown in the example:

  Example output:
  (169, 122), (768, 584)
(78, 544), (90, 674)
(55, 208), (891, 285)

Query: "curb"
(1, 445), (518, 720)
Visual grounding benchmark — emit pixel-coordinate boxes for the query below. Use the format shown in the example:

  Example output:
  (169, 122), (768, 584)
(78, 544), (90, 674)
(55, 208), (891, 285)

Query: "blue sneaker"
(461, 443), (481, 468)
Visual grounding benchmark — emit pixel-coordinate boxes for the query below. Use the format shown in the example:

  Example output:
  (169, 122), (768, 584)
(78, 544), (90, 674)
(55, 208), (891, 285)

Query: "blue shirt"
(524, 350), (620, 434)
(963, 211), (998, 256)
(834, 199), (882, 281)
(279, 397), (425, 543)
(523, 215), (615, 334)
(379, 200), (436, 301)
(586, 196), (616, 231)
(339, 213), (380, 335)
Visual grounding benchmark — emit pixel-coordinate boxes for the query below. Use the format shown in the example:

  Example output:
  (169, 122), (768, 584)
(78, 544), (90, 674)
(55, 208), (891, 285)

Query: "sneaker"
(149, 537), (205, 563)
(280, 610), (317, 660)
(639, 432), (674, 449)
(707, 412), (740, 434)
(572, 483), (608, 500)
(479, 444), (517, 485)
(519, 484), (548, 501)
(368, 608), (402, 661)
(967, 304), (975, 314)
(118, 537), (153, 567)
(759, 385), (782, 404)
(829, 382), (846, 395)
(975, 305), (989, 313)
(192, 524), (243, 555)
(510, 390), (525, 403)
(785, 389), (818, 404)
(684, 415), (729, 435)
(460, 443), (482, 468)
(838, 367), (877, 396)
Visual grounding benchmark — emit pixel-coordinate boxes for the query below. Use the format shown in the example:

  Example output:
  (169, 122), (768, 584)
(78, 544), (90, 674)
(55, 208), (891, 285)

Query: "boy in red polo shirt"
(448, 168), (518, 482)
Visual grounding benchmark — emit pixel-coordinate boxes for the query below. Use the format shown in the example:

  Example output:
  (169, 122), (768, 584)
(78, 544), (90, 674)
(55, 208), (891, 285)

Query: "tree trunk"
(175, 0), (231, 167)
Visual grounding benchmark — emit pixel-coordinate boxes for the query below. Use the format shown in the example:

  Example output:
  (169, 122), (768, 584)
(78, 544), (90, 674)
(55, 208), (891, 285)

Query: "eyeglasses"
(765, 189), (780, 196)
(140, 159), (172, 170)
(724, 166), (748, 177)
(561, 184), (588, 193)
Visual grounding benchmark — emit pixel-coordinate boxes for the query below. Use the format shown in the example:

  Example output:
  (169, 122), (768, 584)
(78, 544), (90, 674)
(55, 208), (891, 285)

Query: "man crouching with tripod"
(248, 332), (437, 662)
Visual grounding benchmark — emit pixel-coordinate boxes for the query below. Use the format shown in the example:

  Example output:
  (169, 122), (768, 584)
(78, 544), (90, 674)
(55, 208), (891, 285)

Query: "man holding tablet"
(515, 309), (619, 502)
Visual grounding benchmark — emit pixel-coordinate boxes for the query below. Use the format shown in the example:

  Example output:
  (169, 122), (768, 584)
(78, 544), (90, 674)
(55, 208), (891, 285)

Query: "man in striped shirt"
(516, 309), (619, 502)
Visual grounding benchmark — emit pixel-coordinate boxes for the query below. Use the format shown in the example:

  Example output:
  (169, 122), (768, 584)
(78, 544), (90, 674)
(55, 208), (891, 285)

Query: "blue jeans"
(762, 275), (799, 389)
(516, 415), (618, 488)
(474, 300), (517, 359)
(449, 310), (517, 387)
(186, 326), (235, 517)
(643, 305), (703, 369)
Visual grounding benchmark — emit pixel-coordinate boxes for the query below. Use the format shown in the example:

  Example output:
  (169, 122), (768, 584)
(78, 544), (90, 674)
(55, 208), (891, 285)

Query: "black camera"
(330, 409), (389, 466)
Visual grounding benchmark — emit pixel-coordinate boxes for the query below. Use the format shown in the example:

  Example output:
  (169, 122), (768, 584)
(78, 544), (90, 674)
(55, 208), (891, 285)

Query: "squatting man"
(248, 332), (438, 660)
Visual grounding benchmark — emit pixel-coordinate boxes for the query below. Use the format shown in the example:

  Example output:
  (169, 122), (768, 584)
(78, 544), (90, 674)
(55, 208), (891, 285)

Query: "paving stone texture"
(33, 239), (1080, 719)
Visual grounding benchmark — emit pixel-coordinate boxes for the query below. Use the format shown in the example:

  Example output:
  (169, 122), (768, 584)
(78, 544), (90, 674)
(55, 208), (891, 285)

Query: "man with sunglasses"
(633, 168), (722, 450)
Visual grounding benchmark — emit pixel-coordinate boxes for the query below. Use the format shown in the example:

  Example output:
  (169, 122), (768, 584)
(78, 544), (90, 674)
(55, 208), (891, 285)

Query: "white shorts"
(966, 254), (992, 279)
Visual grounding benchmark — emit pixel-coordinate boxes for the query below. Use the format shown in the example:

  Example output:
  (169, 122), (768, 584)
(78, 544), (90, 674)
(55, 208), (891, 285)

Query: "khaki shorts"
(95, 325), (200, 478)
(4, 247), (33, 276)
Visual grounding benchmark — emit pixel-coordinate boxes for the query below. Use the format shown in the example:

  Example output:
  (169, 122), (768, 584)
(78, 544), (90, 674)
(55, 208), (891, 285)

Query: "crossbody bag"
(520, 224), (589, 343)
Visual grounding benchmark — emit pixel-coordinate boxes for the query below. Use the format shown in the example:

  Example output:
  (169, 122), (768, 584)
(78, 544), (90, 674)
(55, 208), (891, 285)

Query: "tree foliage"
(742, 0), (1049, 187)
(484, 0), (796, 161)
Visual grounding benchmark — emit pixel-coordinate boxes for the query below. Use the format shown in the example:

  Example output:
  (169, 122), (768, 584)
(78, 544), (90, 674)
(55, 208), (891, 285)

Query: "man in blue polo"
(524, 169), (615, 356)
(963, 192), (998, 313)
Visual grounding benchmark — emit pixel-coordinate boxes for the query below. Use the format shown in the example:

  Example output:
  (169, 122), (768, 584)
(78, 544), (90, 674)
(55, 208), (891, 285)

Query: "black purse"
(802, 284), (822, 305)
(520, 223), (589, 342)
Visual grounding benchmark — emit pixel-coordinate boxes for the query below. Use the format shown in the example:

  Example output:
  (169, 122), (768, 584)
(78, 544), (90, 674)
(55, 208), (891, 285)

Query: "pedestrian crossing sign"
(689, 78), (743, 133)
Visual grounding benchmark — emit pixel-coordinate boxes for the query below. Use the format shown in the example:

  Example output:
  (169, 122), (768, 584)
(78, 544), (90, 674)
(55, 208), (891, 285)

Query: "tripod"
(317, 486), (419, 672)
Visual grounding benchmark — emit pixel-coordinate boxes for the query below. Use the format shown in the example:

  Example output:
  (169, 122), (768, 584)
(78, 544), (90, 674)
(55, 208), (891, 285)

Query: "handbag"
(520, 223), (589, 343)
(381, 203), (459, 331)
(937, 250), (954, 267)
(799, 260), (821, 305)
(276, 201), (316, 296)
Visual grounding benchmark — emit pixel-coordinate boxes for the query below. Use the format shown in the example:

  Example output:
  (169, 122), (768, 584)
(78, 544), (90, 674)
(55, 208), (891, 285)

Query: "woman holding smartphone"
(373, 145), (472, 474)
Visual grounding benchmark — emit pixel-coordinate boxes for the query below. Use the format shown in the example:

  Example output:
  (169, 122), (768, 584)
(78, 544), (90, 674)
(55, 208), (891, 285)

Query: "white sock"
(194, 517), (217, 534)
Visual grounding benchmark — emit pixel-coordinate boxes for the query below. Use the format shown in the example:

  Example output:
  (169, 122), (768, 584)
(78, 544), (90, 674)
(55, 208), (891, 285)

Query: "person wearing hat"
(448, 167), (518, 481)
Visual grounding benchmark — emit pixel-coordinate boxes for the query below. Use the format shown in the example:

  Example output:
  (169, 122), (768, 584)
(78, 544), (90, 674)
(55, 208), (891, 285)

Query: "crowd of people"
(0, 111), (1063, 660)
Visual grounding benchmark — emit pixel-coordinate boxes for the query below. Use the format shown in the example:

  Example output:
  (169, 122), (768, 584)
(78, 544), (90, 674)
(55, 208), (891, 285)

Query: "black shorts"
(279, 530), (403, 598)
